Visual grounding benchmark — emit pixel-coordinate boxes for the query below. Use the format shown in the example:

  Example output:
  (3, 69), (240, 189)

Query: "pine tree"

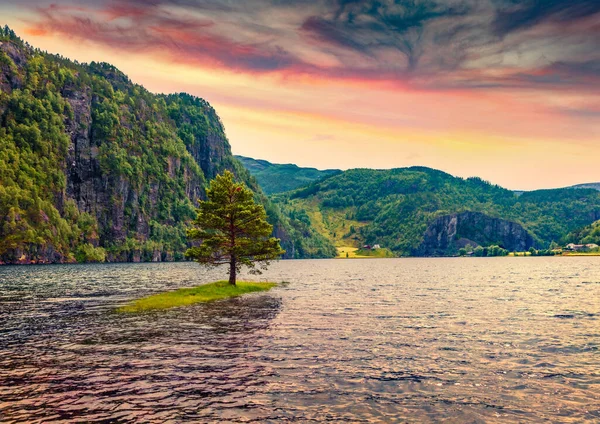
(185, 171), (284, 285)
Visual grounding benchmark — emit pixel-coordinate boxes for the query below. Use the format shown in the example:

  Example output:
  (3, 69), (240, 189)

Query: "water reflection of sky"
(0, 259), (598, 422)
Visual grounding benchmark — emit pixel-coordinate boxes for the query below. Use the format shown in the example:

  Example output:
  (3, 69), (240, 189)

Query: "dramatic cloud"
(26, 2), (309, 73)
(303, 0), (473, 70)
(15, 0), (600, 91)
(492, 0), (600, 36)
(2, 0), (599, 189)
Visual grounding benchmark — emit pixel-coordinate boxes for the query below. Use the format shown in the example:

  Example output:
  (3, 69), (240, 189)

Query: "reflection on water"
(0, 258), (599, 423)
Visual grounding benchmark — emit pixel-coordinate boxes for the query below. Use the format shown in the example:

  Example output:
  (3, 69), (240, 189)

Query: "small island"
(118, 281), (277, 313)
(119, 171), (284, 313)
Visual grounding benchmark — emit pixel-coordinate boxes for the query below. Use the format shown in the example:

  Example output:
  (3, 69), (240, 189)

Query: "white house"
(566, 243), (598, 251)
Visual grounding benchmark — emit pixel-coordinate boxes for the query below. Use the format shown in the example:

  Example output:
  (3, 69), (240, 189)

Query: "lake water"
(0, 258), (598, 423)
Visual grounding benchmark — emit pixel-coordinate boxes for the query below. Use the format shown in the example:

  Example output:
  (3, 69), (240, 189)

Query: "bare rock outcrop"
(415, 211), (536, 256)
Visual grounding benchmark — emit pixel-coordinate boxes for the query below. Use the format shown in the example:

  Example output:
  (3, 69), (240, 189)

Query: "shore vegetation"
(117, 280), (277, 313)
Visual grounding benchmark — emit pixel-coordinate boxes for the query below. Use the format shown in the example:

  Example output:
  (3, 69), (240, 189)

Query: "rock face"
(0, 34), (298, 264)
(61, 86), (206, 261)
(187, 132), (229, 181)
(415, 211), (536, 256)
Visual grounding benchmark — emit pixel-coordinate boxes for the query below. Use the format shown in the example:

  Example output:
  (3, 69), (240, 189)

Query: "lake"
(0, 258), (598, 423)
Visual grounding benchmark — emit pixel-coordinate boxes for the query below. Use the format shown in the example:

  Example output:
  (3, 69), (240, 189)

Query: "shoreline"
(2, 253), (599, 267)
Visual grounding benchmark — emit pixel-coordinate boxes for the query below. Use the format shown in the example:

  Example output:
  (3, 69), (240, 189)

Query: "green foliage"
(527, 248), (556, 257)
(75, 243), (107, 263)
(470, 245), (508, 257)
(473, 246), (485, 257)
(236, 155), (340, 194)
(278, 167), (600, 256)
(488, 245), (509, 257)
(165, 93), (228, 153)
(0, 32), (207, 262)
(273, 203), (338, 258)
(1, 28), (323, 263)
(186, 171), (284, 284)
(0, 45), (79, 261)
(354, 247), (395, 258)
(565, 220), (600, 245)
(226, 157), (337, 259)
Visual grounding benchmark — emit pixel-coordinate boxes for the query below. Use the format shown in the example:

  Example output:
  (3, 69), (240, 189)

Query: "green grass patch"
(291, 199), (368, 247)
(355, 248), (395, 258)
(117, 281), (277, 313)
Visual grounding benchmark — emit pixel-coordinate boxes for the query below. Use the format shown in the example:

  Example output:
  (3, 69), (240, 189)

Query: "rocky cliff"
(415, 212), (536, 256)
(0, 29), (307, 264)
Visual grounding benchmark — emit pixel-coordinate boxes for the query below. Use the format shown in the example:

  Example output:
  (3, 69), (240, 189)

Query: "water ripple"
(1, 258), (599, 422)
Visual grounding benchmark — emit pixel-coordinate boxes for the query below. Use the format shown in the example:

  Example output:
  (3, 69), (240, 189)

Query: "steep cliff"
(0, 28), (311, 264)
(414, 212), (536, 256)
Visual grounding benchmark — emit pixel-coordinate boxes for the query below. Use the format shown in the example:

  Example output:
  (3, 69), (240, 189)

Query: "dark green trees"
(186, 171), (284, 285)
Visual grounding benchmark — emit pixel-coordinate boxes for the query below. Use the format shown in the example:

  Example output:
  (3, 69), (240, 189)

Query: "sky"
(1, 0), (599, 190)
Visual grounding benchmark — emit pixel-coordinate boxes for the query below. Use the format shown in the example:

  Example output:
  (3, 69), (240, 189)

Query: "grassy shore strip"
(117, 281), (277, 313)
(336, 246), (395, 258)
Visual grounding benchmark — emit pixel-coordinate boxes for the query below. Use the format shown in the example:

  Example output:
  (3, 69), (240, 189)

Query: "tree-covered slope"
(565, 220), (600, 245)
(235, 155), (341, 194)
(0, 27), (334, 263)
(273, 167), (600, 256)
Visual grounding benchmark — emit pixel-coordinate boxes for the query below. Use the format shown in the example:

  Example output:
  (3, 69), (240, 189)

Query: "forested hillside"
(0, 27), (335, 264)
(271, 167), (600, 256)
(565, 220), (600, 245)
(3, 25), (597, 263)
(235, 156), (340, 194)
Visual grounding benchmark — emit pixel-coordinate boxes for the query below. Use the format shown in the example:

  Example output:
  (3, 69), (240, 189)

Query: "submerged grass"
(117, 280), (277, 313)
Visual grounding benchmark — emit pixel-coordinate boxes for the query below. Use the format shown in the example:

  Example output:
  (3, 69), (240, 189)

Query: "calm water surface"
(0, 258), (599, 423)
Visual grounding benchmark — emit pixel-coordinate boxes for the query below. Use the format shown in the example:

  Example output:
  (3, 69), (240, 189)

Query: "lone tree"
(185, 171), (285, 285)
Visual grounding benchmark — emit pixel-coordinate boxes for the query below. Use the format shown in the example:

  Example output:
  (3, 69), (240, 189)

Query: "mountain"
(568, 183), (600, 191)
(3, 26), (596, 263)
(235, 155), (341, 194)
(272, 167), (600, 256)
(0, 27), (335, 264)
(514, 182), (600, 196)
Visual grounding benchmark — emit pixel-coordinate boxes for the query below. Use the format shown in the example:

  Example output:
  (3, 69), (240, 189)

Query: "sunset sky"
(1, 0), (599, 190)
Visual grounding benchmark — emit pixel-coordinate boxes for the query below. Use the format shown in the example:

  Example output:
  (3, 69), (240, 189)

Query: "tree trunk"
(228, 256), (237, 286)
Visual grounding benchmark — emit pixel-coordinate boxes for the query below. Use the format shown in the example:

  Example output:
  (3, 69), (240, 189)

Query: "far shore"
(335, 246), (600, 259)
(2, 251), (599, 267)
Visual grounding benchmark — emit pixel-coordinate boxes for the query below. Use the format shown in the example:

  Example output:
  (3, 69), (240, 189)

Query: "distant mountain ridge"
(515, 182), (600, 196)
(568, 183), (600, 191)
(235, 156), (340, 194)
(235, 157), (600, 257)
(267, 167), (600, 257)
